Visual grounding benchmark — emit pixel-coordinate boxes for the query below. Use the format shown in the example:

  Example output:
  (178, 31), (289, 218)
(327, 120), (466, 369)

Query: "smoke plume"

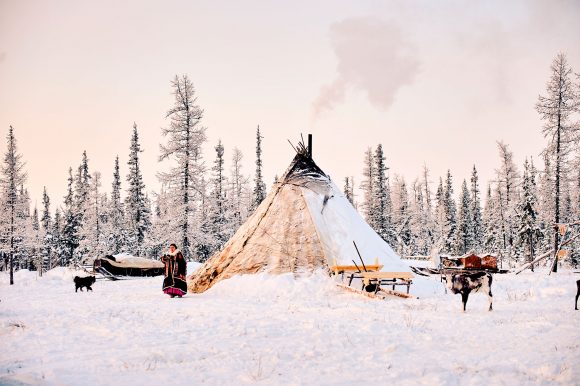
(311, 17), (420, 123)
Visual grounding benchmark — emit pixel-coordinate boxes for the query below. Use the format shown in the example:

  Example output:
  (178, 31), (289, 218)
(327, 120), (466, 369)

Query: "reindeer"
(444, 271), (493, 312)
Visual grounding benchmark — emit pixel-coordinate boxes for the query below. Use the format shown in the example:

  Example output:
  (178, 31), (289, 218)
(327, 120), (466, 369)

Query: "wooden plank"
(330, 264), (383, 273)
(336, 283), (389, 300)
(377, 288), (417, 299)
(360, 271), (414, 279)
(336, 283), (417, 300)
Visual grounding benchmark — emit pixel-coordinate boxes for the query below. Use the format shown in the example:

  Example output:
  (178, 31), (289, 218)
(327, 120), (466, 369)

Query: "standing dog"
(74, 275), (96, 292)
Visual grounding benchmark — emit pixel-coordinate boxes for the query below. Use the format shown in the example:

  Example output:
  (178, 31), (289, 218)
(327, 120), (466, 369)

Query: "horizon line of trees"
(1, 53), (578, 284)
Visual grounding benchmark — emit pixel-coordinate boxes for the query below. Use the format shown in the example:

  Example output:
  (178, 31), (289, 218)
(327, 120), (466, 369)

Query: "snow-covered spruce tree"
(106, 156), (127, 253)
(71, 152), (92, 263)
(470, 165), (484, 252)
(392, 175), (412, 256)
(40, 187), (53, 270)
(0, 126), (28, 284)
(251, 125), (266, 211)
(349, 177), (355, 208)
(52, 209), (64, 266)
(495, 141), (520, 264)
(420, 165), (434, 252)
(483, 184), (502, 257)
(10, 185), (31, 271)
(361, 147), (376, 229)
(456, 179), (474, 255)
(125, 123), (151, 256)
(373, 144), (395, 245)
(410, 179), (430, 255)
(343, 177), (355, 206)
(78, 171), (106, 262)
(536, 53), (578, 271)
(30, 206), (43, 275)
(529, 158), (541, 215)
(537, 153), (555, 251)
(344, 177), (351, 204)
(516, 158), (543, 271)
(433, 178), (446, 253)
(159, 75), (207, 259)
(145, 186), (178, 259)
(443, 170), (457, 254)
(75, 152), (91, 219)
(229, 147), (250, 228)
(193, 174), (213, 261)
(208, 140), (229, 253)
(570, 155), (580, 266)
(61, 168), (80, 266)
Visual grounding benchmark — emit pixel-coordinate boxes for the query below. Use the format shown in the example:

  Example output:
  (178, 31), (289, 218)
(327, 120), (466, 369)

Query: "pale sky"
(0, 0), (579, 210)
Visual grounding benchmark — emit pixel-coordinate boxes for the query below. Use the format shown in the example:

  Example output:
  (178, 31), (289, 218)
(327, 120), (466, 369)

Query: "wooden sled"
(336, 283), (417, 300)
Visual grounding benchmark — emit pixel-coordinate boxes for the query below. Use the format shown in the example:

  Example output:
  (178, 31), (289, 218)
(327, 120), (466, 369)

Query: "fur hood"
(167, 249), (182, 257)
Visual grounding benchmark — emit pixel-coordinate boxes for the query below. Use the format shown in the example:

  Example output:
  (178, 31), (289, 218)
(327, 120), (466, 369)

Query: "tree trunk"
(552, 104), (562, 273)
(530, 234), (534, 272)
(10, 204), (14, 285)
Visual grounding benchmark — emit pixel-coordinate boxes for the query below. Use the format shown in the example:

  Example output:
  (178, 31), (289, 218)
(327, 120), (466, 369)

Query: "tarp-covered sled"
(93, 254), (164, 277)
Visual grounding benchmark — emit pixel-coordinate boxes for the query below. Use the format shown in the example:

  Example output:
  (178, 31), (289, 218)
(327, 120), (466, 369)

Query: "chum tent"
(187, 142), (412, 293)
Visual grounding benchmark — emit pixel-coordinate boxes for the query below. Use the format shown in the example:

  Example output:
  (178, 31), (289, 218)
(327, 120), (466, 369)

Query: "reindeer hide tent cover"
(187, 151), (412, 293)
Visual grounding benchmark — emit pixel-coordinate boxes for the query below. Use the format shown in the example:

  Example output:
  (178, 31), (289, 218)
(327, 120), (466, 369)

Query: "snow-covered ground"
(1, 265), (578, 385)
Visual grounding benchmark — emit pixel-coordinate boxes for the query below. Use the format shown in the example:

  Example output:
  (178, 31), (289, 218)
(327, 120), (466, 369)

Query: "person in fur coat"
(161, 243), (187, 297)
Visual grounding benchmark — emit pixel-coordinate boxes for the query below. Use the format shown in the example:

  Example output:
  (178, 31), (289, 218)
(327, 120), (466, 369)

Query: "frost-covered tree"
(537, 153), (555, 245)
(495, 141), (520, 263)
(61, 168), (80, 266)
(470, 166), (484, 251)
(420, 165), (434, 250)
(159, 75), (207, 259)
(433, 178), (446, 252)
(208, 140), (229, 252)
(410, 179), (430, 255)
(570, 156), (580, 266)
(361, 147), (376, 227)
(344, 177), (354, 206)
(75, 151), (91, 220)
(69, 152), (92, 263)
(40, 187), (54, 270)
(536, 53), (578, 270)
(30, 206), (43, 275)
(125, 123), (151, 255)
(193, 175), (213, 262)
(146, 187), (179, 260)
(443, 170), (457, 254)
(229, 147), (250, 229)
(516, 159), (543, 270)
(373, 144), (394, 244)
(0, 126), (28, 284)
(105, 156), (127, 253)
(78, 171), (105, 261)
(483, 184), (502, 257)
(252, 125), (266, 210)
(456, 179), (474, 255)
(16, 185), (32, 270)
(52, 209), (64, 267)
(392, 175), (412, 255)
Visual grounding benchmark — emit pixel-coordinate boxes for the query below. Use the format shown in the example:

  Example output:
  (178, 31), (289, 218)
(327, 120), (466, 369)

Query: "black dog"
(74, 276), (96, 292)
(574, 280), (580, 310)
